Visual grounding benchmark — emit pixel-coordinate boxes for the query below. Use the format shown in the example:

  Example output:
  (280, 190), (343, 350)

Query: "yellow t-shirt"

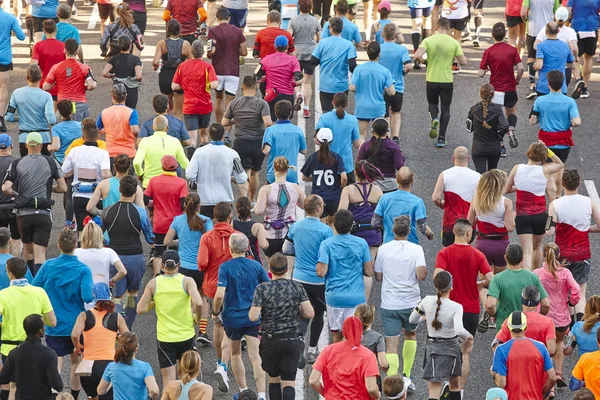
(572, 350), (600, 398)
(65, 139), (107, 157)
(0, 285), (53, 355)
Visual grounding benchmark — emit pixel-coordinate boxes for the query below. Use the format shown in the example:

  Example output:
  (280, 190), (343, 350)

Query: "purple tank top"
(347, 183), (382, 247)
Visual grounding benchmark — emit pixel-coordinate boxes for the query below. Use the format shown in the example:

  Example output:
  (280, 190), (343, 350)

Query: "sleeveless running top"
(233, 220), (261, 263)
(265, 182), (299, 240)
(178, 379), (200, 400)
(514, 164), (547, 215)
(103, 177), (121, 208)
(347, 183), (382, 247)
(162, 38), (185, 70)
(554, 194), (592, 262)
(476, 196), (508, 238)
(82, 308), (118, 361)
(442, 166), (480, 232)
(154, 273), (195, 342)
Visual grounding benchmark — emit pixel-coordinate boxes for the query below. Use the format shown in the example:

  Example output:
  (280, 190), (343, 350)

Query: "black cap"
(162, 250), (180, 268)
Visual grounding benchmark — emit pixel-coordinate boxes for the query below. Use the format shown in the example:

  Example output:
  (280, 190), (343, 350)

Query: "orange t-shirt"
(572, 350), (600, 397)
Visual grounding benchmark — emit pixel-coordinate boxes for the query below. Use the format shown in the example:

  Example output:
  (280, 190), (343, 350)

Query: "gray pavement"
(5, 0), (600, 398)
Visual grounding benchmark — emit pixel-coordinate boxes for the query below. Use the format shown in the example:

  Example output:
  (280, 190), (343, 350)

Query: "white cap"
(555, 6), (569, 21)
(316, 128), (333, 143)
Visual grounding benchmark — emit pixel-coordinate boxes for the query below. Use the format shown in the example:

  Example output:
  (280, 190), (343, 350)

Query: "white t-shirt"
(61, 145), (110, 199)
(75, 247), (120, 285)
(536, 25), (577, 45)
(413, 296), (471, 340)
(442, 0), (468, 20)
(374, 240), (426, 310)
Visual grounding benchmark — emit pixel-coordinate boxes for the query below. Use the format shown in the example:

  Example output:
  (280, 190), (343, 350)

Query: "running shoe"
(70, 5), (77, 15)
(507, 127), (518, 148)
(65, 220), (77, 231)
(488, 320), (497, 330)
(500, 144), (507, 157)
(461, 31), (471, 42)
(413, 60), (422, 70)
(572, 79), (585, 99)
(440, 381), (451, 399)
(294, 93), (304, 111)
(214, 363), (229, 393)
(473, 36), (480, 47)
(83, 0), (94, 5)
(306, 351), (319, 365)
(297, 338), (306, 369)
(147, 247), (156, 267)
(478, 311), (492, 333)
(0, 117), (6, 133)
(580, 87), (590, 98)
(526, 87), (537, 99)
(429, 119), (440, 139)
(392, 136), (400, 145)
(303, 108), (311, 119)
(187, 180), (197, 191)
(223, 135), (232, 148)
(403, 374), (416, 391)
(196, 332), (211, 345)
(556, 372), (567, 388)
(452, 63), (461, 74)
(241, 336), (247, 351)
(436, 138), (447, 148)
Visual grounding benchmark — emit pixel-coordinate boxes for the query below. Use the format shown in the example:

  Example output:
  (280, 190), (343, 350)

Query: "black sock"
(528, 62), (535, 84)
(269, 383), (282, 400)
(282, 386), (295, 400)
(186, 146), (196, 160)
(507, 114), (517, 128)
(34, 263), (42, 276)
(449, 391), (462, 400)
(411, 32), (421, 53)
(26, 259), (34, 275)
(1, 390), (9, 400)
(577, 312), (584, 322)
(71, 389), (80, 399)
(422, 28), (431, 40)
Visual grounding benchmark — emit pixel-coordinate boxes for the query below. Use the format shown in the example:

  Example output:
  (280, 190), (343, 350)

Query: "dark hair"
(275, 100), (293, 120)
(152, 94), (169, 114)
(119, 175), (138, 198)
(185, 193), (206, 232)
(304, 195), (323, 215)
(6, 257), (27, 279)
(236, 197), (252, 220)
(562, 169), (580, 191)
(329, 17), (343, 34)
(112, 90), (127, 104)
(505, 243), (524, 265)
(216, 6), (231, 20)
(209, 123), (225, 141)
(366, 41), (380, 61)
(23, 314), (44, 337)
(114, 154), (132, 174)
(26, 64), (42, 83)
(438, 17), (450, 30)
(333, 92), (347, 119)
(242, 75), (257, 90)
(214, 201), (233, 223)
(336, 0), (349, 14)
(432, 271), (452, 330)
(492, 22), (506, 41)
(547, 70), (564, 91)
(383, 375), (404, 398)
(354, 160), (383, 183)
(522, 285), (541, 304)
(117, 35), (131, 52)
(238, 390), (259, 400)
(82, 122), (99, 141)
(452, 218), (472, 237)
(269, 252), (288, 275)
(393, 215), (410, 237)
(379, 7), (390, 18)
(574, 388), (596, 400)
(298, 0), (312, 13)
(65, 38), (79, 56)
(366, 118), (389, 164)
(115, 331), (138, 364)
(43, 18), (57, 34)
(58, 228), (76, 253)
(95, 300), (115, 313)
(317, 137), (336, 165)
(166, 18), (180, 37)
(0, 227), (10, 248)
(57, 100), (73, 121)
(81, 117), (96, 131)
(333, 209), (354, 234)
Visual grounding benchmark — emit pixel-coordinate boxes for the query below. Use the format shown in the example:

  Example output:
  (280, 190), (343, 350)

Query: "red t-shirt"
(45, 58), (91, 103)
(480, 42), (522, 93)
(261, 52), (301, 95)
(496, 311), (556, 344)
(435, 244), (491, 313)
(144, 173), (188, 234)
(254, 27), (295, 59)
(313, 342), (379, 400)
(505, 0), (524, 16)
(172, 59), (218, 115)
(166, 0), (203, 35)
(208, 23), (246, 76)
(32, 38), (65, 97)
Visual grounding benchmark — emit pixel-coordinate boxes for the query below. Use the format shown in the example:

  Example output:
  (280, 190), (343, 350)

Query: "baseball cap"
(161, 155), (179, 172)
(111, 83), (127, 96)
(486, 388), (508, 400)
(555, 6), (569, 21)
(26, 132), (43, 145)
(274, 35), (289, 48)
(162, 249), (180, 268)
(0, 134), (12, 149)
(316, 128), (333, 143)
(93, 282), (112, 302)
(378, 0), (391, 11)
(507, 310), (527, 332)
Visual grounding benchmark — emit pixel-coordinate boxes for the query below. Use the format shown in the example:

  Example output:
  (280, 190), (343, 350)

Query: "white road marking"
(314, 66), (321, 120)
(87, 3), (99, 31)
(585, 180), (600, 206)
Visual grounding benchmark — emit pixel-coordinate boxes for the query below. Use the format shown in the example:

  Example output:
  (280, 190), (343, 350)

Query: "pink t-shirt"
(261, 52), (301, 96)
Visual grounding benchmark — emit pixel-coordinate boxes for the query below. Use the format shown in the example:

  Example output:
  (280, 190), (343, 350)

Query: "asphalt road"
(5, 0), (600, 398)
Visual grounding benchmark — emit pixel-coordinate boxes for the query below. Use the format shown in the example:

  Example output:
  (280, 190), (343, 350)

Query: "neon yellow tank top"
(154, 273), (195, 342)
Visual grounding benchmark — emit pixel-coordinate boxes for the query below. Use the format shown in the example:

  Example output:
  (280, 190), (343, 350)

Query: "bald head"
(396, 167), (414, 189)
(153, 115), (169, 132)
(453, 146), (470, 165)
(546, 21), (559, 37)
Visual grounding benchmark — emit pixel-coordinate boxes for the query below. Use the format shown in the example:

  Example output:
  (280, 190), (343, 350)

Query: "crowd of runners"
(1, 0), (600, 398)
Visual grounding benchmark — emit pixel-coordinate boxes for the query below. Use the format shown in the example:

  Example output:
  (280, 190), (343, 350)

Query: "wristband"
(548, 149), (555, 158)
(212, 310), (220, 316)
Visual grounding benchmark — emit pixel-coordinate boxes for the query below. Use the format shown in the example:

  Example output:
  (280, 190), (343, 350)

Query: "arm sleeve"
(478, 252), (492, 275)
(572, 356), (585, 380)
(487, 276), (500, 299)
(81, 269), (95, 304)
(298, 131), (307, 152)
(96, 113), (104, 130)
(569, 100), (580, 120)
(376, 334), (386, 353)
(536, 277), (549, 300)
(348, 57), (357, 73)
(287, 32), (295, 53)
(479, 50), (489, 70)
(363, 353), (380, 378)
(251, 285), (264, 307)
(435, 251), (448, 270)
(217, 264), (228, 288)
(197, 235), (210, 270)
(321, 23), (330, 38)
(139, 121), (150, 138)
(136, 206), (155, 244)
(45, 65), (58, 86)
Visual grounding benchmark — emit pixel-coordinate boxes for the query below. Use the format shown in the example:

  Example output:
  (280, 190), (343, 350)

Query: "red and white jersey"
(515, 164), (547, 215)
(442, 166), (481, 232)
(553, 194), (592, 262)
(476, 196), (509, 238)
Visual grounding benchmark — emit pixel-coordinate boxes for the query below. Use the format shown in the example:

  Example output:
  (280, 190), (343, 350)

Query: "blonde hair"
(56, 394), (75, 400)
(179, 351), (201, 384)
(116, 3), (134, 28)
(583, 296), (600, 333)
(354, 303), (375, 331)
(480, 84), (495, 129)
(527, 141), (548, 163)
(471, 169), (507, 215)
(80, 222), (104, 249)
(274, 156), (295, 173)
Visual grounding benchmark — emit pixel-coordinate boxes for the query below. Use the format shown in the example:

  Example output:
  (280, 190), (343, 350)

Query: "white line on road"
(585, 180), (600, 206)
(87, 3), (99, 31)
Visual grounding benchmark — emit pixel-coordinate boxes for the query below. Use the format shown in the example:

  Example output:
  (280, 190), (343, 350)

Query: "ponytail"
(114, 331), (138, 365)
(179, 351), (201, 384)
(583, 295), (600, 333)
(431, 291), (443, 330)
(185, 193), (205, 232)
(431, 270), (452, 331)
(354, 160), (383, 183)
(236, 197), (252, 220)
(544, 242), (560, 279)
(366, 135), (383, 164)
(480, 84), (494, 130)
(317, 140), (336, 165)
(333, 92), (348, 120)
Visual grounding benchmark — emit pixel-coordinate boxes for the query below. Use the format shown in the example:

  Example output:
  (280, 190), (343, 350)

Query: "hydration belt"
(73, 181), (98, 194)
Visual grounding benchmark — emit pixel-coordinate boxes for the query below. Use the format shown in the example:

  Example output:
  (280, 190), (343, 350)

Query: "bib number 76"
(314, 170), (334, 186)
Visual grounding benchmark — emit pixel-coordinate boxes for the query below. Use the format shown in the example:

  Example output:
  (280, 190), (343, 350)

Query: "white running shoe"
(214, 363), (229, 393)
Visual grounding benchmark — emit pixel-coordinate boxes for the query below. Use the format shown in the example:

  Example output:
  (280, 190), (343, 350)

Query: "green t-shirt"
(488, 269), (548, 332)
(421, 33), (463, 83)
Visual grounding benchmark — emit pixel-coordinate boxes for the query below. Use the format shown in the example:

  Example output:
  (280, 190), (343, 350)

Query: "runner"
(505, 0), (526, 55)
(162, 0), (206, 43)
(570, 333), (600, 397)
(161, 351), (213, 399)
(0, 142), (19, 256)
(53, 4), (82, 55)
(566, 296), (600, 356)
(407, 0), (434, 69)
(124, 0), (147, 46)
(30, 19), (65, 107)
(101, 35), (143, 109)
(313, 0), (333, 25)
(415, 18), (466, 147)
(138, 94), (191, 147)
(533, 22), (576, 98)
(97, 0), (117, 36)
(253, 11), (295, 60)
(370, 1), (395, 44)
(567, 0), (600, 98)
(355, 304), (389, 388)
(31, 0), (58, 43)
(51, 100), (83, 165)
(322, 0), (363, 46)
(233, 197), (268, 263)
(441, 0), (468, 52)
(99, 4), (144, 58)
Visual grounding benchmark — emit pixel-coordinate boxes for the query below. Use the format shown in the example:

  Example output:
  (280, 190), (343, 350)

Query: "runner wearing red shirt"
(172, 40), (218, 150)
(31, 20), (65, 101)
(163, 0), (207, 43)
(504, 0), (526, 55)
(253, 10), (295, 59)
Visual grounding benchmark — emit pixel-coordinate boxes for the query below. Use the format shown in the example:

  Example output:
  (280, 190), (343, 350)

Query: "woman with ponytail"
(533, 242), (580, 388)
(301, 128), (347, 226)
(566, 296), (600, 358)
(315, 92), (362, 183)
(410, 271), (472, 400)
(99, 3), (144, 58)
(162, 351), (213, 399)
(97, 332), (159, 400)
(233, 196), (269, 263)
(468, 83), (510, 173)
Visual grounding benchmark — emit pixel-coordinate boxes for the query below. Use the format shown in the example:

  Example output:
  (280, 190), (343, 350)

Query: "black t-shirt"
(469, 102), (510, 155)
(108, 53), (142, 79)
(102, 201), (144, 255)
(252, 279), (308, 335)
(300, 151), (345, 202)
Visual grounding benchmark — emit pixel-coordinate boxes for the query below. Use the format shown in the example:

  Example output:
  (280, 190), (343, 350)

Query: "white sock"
(239, 387), (247, 392)
(308, 346), (317, 353)
(303, 105), (309, 110)
(461, 389), (464, 399)
(258, 392), (266, 399)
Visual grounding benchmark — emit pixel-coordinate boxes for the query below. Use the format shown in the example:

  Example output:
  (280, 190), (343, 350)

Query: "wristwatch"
(212, 310), (220, 316)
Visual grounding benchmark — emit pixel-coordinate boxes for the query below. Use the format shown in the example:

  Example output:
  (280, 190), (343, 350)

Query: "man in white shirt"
(374, 215), (426, 390)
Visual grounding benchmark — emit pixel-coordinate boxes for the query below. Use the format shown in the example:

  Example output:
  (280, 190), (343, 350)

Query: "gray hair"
(191, 40), (205, 59)
(229, 233), (249, 255)
(153, 115), (168, 132)
(393, 215), (411, 237)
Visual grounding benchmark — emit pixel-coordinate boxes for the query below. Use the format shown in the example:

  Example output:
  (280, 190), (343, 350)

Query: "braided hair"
(480, 83), (495, 130)
(432, 271), (453, 330)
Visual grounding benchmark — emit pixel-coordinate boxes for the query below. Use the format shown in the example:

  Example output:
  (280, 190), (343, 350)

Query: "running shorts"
(216, 75), (240, 96)
(200, 205), (215, 219)
(264, 238), (285, 257)
(475, 236), (509, 267)
(228, 8), (248, 28)
(299, 60), (315, 75)
(0, 216), (20, 240)
(505, 15), (524, 28)
(179, 268), (204, 289)
(577, 32), (598, 56)
(566, 260), (590, 284)
(409, 7), (432, 19)
(326, 305), (357, 331)
(384, 92), (403, 115)
(548, 147), (570, 163)
(159, 68), (183, 95)
(32, 17), (58, 33)
(0, 63), (13, 72)
(449, 17), (468, 31)
(184, 113), (211, 131)
(381, 308), (418, 336)
(526, 34), (537, 59)
(132, 10), (147, 35)
(112, 253), (145, 297)
(153, 233), (166, 258)
(321, 200), (340, 218)
(515, 212), (547, 236)
(224, 324), (260, 340)
(347, 2), (359, 15)
(157, 336), (195, 368)
(234, 138), (265, 171)
(260, 336), (302, 380)
(97, 3), (116, 20)
(46, 335), (74, 357)
(80, 360), (112, 397)
(16, 214), (52, 247)
(472, 0), (484, 9)
(463, 312), (479, 336)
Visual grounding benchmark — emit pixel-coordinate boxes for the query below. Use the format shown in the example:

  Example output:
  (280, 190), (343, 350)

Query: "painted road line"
(87, 3), (99, 31)
(585, 180), (600, 206)
(314, 66), (321, 121)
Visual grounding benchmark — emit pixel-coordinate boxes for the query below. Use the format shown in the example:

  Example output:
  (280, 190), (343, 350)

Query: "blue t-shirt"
(379, 42), (411, 93)
(318, 234), (371, 308)
(535, 39), (574, 94)
(316, 110), (359, 174)
(568, 0), (600, 31)
(0, 10), (25, 65)
(300, 151), (345, 201)
(408, 0), (435, 9)
(288, 217), (333, 284)
(375, 190), (427, 244)
(32, 254), (94, 336)
(55, 22), (81, 43)
(52, 120), (82, 163)
(169, 214), (213, 270)
(5, 86), (56, 143)
(372, 19), (393, 44)
(572, 320), (600, 355)
(217, 257), (269, 328)
(102, 360), (154, 400)
(322, 17), (362, 45)
(532, 92), (579, 133)
(312, 36), (357, 94)
(139, 114), (190, 141)
(492, 338), (553, 378)
(32, 0), (58, 18)
(262, 120), (307, 184)
(351, 61), (394, 119)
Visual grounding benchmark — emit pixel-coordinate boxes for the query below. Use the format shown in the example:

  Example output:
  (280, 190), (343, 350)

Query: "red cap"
(161, 155), (179, 171)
